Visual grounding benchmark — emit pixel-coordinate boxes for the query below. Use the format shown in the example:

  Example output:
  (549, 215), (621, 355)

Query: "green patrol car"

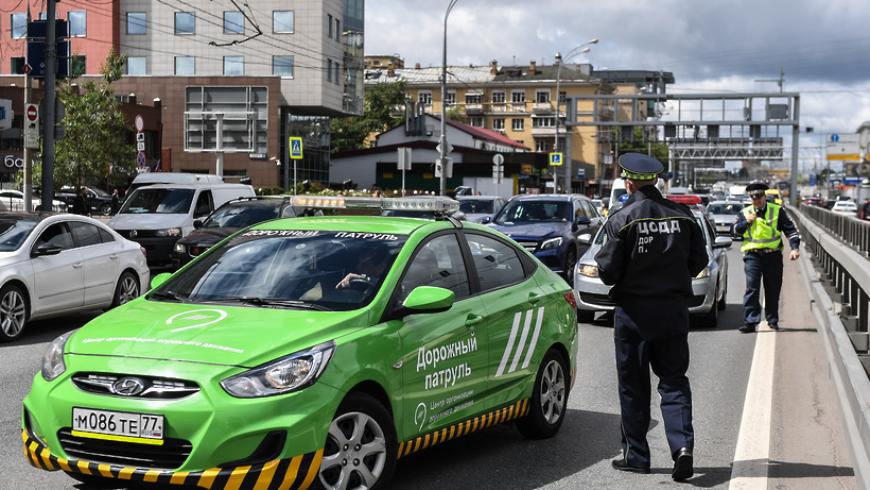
(22, 196), (578, 489)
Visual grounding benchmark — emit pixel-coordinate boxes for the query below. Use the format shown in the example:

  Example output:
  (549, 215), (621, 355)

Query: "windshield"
(204, 202), (282, 229)
(151, 230), (406, 311)
(120, 188), (195, 214)
(459, 200), (494, 214)
(495, 201), (569, 224)
(90, 187), (111, 198)
(707, 203), (742, 215)
(0, 219), (38, 252)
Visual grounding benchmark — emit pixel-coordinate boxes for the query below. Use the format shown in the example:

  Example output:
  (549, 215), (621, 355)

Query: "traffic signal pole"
(23, 6), (33, 212)
(40, 0), (57, 212)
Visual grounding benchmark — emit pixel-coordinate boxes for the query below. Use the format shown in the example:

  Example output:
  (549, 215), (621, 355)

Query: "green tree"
(330, 81), (407, 153)
(447, 105), (469, 124)
(616, 127), (670, 170)
(52, 51), (135, 189)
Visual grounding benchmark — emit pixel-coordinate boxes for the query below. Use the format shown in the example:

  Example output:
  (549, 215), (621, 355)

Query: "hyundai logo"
(111, 377), (146, 396)
(129, 230), (138, 239)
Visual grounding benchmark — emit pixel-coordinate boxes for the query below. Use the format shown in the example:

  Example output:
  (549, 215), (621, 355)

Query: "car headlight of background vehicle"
(174, 243), (187, 254)
(42, 330), (76, 381)
(577, 264), (599, 278)
(221, 341), (335, 398)
(156, 228), (183, 238)
(540, 237), (563, 250)
(696, 267), (711, 279)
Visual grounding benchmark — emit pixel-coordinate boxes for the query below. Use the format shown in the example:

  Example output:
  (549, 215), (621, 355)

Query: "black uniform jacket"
(595, 186), (708, 301)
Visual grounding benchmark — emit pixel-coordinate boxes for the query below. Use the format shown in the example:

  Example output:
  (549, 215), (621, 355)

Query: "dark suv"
(488, 194), (603, 284)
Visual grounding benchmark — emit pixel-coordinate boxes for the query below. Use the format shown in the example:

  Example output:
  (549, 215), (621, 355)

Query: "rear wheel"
(699, 292), (719, 328)
(517, 349), (569, 439)
(0, 284), (28, 342)
(317, 393), (397, 490)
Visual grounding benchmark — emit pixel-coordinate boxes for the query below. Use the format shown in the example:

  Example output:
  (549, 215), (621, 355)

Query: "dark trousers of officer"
(742, 250), (783, 326)
(614, 297), (694, 468)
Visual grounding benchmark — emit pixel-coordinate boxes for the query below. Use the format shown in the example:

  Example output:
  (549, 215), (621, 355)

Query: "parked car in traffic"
(0, 190), (66, 213)
(108, 183), (255, 270)
(457, 195), (506, 223)
(830, 200), (858, 218)
(54, 186), (115, 216)
(707, 200), (744, 235)
(0, 213), (149, 341)
(488, 194), (603, 285)
(574, 206), (731, 327)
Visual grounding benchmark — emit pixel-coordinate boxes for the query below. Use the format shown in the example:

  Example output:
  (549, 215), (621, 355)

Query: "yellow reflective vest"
(741, 203), (782, 252)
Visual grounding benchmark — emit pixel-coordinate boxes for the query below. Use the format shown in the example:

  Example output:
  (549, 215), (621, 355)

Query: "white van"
(609, 178), (627, 209)
(108, 183), (255, 269)
(127, 172), (224, 195)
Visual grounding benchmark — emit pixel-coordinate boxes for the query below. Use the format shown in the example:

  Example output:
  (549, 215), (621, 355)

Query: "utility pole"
(439, 0), (458, 196)
(40, 0), (58, 212)
(755, 66), (785, 94)
(23, 4), (33, 212)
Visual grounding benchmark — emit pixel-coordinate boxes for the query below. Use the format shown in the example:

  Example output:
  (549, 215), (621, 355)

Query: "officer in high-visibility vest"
(732, 182), (801, 333)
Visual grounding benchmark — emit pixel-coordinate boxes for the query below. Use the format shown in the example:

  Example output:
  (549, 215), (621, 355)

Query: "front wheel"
(563, 249), (577, 287)
(99, 203), (113, 216)
(517, 349), (569, 439)
(317, 393), (397, 490)
(111, 271), (140, 308)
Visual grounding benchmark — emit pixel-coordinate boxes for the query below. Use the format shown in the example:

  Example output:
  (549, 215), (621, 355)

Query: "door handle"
(528, 291), (542, 304)
(72, 262), (83, 269)
(465, 314), (484, 328)
(109, 254), (118, 260)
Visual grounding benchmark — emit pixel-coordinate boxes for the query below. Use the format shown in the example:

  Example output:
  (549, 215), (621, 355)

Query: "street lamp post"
(439, 0), (459, 196)
(554, 39), (598, 194)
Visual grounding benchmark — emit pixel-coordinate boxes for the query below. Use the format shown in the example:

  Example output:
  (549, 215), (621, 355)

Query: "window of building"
(10, 57), (25, 75)
(558, 91), (567, 103)
(127, 57), (146, 75)
(327, 59), (333, 82)
(175, 12), (195, 35)
(418, 91), (432, 105)
(492, 118), (505, 131)
(532, 117), (555, 128)
(70, 55), (86, 76)
(68, 11), (86, 37)
(11, 13), (26, 39)
(328, 14), (333, 38)
(335, 62), (341, 85)
(444, 91), (456, 106)
(273, 55), (294, 76)
(469, 117), (484, 127)
(492, 91), (506, 104)
(511, 91), (526, 103)
(273, 10), (294, 33)
(126, 12), (147, 35)
(465, 94), (482, 105)
(223, 56), (244, 76)
(535, 140), (552, 152)
(185, 86), (268, 154)
(512, 118), (524, 131)
(535, 90), (550, 103)
(224, 11), (244, 34)
(175, 56), (195, 75)
(335, 18), (340, 40)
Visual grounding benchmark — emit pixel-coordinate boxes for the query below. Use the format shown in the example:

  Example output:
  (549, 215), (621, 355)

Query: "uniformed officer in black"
(595, 153), (708, 481)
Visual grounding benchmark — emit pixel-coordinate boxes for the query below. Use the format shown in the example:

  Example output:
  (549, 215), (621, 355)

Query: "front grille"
(117, 230), (160, 239)
(579, 292), (616, 307)
(516, 241), (538, 252)
(72, 373), (199, 399)
(58, 429), (192, 469)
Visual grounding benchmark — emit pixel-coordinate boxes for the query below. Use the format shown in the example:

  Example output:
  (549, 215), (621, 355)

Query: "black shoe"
(768, 322), (779, 330)
(672, 448), (694, 481)
(611, 457), (650, 474)
(739, 324), (757, 333)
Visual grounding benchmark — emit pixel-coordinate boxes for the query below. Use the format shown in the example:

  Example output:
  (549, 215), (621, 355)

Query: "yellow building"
(365, 58), (673, 193)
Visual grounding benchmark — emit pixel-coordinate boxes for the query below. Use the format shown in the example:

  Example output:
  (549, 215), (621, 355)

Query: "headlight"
(42, 331), (75, 381)
(696, 268), (710, 279)
(156, 228), (183, 237)
(174, 243), (187, 254)
(578, 264), (599, 278)
(540, 237), (563, 250)
(221, 341), (335, 398)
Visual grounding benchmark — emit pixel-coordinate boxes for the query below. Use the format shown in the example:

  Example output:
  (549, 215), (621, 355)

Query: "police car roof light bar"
(289, 196), (460, 215)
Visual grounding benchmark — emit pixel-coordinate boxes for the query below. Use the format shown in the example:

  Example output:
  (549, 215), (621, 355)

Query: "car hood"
(177, 228), (237, 246)
(709, 214), (739, 223)
(464, 213), (491, 223)
(488, 222), (566, 239)
(67, 299), (368, 368)
(108, 213), (189, 231)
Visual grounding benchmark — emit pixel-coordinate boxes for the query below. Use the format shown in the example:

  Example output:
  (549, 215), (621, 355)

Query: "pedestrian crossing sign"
(289, 137), (304, 160)
(549, 152), (563, 167)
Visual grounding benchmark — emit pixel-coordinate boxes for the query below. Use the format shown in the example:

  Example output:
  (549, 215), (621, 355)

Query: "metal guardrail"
(799, 204), (870, 257)
(791, 206), (870, 488)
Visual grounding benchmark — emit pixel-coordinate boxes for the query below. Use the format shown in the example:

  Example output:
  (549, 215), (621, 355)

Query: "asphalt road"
(0, 246), (856, 489)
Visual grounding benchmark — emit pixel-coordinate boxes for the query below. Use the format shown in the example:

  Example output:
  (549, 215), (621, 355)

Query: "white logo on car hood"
(166, 308), (229, 333)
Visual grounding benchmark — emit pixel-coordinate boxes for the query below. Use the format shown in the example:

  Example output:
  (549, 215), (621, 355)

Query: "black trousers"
(614, 298), (694, 468)
(742, 251), (783, 326)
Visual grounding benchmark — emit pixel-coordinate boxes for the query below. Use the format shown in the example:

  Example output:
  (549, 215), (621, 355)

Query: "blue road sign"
(549, 152), (563, 167)
(831, 133), (840, 143)
(844, 177), (862, 185)
(137, 152), (146, 167)
(289, 137), (304, 160)
(809, 174), (817, 186)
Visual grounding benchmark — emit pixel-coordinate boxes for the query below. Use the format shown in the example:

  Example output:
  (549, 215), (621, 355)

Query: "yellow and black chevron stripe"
(22, 429), (323, 490)
(397, 398), (530, 459)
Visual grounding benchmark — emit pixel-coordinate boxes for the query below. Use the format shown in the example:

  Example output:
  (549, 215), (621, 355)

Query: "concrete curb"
(794, 210), (870, 490)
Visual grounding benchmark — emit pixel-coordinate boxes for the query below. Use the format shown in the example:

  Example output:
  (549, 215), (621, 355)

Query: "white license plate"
(72, 408), (164, 443)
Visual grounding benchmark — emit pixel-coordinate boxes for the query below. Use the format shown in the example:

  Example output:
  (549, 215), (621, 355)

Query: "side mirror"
(577, 233), (592, 245)
(31, 244), (63, 257)
(193, 219), (204, 229)
(399, 286), (455, 317)
(480, 216), (492, 224)
(712, 236), (733, 249)
(150, 272), (172, 290)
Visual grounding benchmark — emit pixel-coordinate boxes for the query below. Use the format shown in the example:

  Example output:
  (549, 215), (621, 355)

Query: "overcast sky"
(365, 0), (870, 168)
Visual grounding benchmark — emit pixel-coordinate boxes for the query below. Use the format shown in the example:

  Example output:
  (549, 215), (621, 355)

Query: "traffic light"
(26, 19), (70, 79)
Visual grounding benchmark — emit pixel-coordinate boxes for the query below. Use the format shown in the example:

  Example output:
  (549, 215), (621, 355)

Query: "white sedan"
(831, 201), (858, 218)
(0, 190), (66, 213)
(0, 213), (150, 341)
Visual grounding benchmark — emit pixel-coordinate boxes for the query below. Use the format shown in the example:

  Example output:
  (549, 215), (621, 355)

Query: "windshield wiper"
(148, 290), (190, 303)
(213, 297), (333, 311)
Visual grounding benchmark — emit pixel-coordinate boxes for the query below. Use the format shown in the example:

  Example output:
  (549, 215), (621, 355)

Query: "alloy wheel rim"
(540, 359), (566, 425)
(319, 411), (387, 490)
(0, 290), (26, 337)
(119, 276), (139, 304)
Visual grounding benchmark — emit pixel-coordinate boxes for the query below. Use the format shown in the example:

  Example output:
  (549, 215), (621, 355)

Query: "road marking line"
(729, 314), (776, 489)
